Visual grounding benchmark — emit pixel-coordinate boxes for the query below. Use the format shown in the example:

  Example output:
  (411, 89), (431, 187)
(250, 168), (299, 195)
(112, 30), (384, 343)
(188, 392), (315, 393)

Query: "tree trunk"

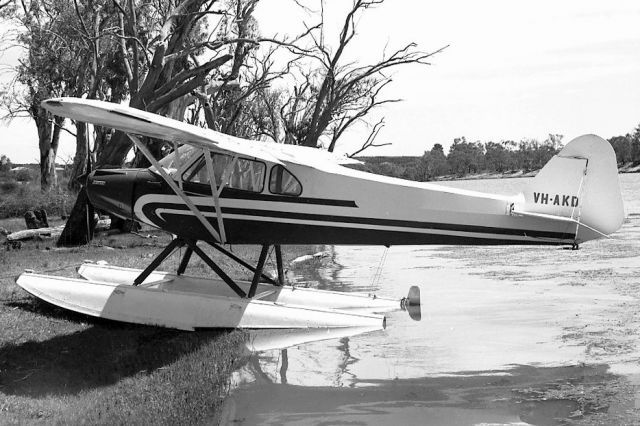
(35, 111), (64, 191)
(35, 107), (55, 191)
(56, 0), (232, 246)
(67, 121), (88, 191)
(95, 130), (133, 167)
(56, 95), (150, 246)
(132, 138), (164, 168)
(56, 188), (95, 246)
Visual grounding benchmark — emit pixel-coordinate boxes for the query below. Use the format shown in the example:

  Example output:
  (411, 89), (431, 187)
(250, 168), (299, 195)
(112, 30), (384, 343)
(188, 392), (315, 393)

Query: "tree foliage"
(0, 154), (12, 173)
(608, 125), (640, 166)
(358, 126), (640, 182)
(417, 143), (449, 180)
(355, 135), (564, 180)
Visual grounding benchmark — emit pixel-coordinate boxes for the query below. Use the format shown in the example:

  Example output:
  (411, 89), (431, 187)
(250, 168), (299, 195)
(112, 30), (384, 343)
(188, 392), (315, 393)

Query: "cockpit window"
(269, 165), (302, 196)
(151, 144), (199, 175)
(182, 153), (265, 193)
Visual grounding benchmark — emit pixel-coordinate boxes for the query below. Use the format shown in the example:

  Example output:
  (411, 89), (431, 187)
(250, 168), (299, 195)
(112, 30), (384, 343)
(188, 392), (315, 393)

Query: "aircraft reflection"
(243, 326), (383, 354)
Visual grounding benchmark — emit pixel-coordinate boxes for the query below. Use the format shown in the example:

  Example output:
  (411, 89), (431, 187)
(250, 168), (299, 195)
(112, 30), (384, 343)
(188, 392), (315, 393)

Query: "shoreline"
(0, 220), (320, 424)
(436, 167), (639, 182)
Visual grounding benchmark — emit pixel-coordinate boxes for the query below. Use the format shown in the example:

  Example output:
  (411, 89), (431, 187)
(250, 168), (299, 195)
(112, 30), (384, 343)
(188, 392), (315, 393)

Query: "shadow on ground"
(0, 298), (227, 397)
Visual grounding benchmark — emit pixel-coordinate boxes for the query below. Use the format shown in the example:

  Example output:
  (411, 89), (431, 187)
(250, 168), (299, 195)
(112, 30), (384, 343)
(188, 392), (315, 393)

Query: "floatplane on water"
(16, 98), (625, 330)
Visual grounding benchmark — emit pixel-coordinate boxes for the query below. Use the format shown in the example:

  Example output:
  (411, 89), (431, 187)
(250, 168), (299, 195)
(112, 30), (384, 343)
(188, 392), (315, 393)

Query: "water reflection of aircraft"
(233, 325), (378, 390)
(16, 98), (624, 330)
(244, 326), (382, 353)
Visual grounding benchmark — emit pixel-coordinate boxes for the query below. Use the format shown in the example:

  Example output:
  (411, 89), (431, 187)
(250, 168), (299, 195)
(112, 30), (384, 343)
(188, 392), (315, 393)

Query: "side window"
(182, 153), (265, 193)
(269, 165), (302, 196)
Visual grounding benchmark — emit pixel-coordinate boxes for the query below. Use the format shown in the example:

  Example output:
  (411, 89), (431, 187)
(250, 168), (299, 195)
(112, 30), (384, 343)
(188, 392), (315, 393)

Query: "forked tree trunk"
(35, 108), (63, 191)
(67, 121), (88, 192)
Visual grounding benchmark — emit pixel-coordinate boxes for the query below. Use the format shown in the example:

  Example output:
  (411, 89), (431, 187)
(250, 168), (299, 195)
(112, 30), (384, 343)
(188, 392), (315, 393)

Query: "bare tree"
(347, 117), (390, 157)
(59, 0), (274, 245)
(267, 0), (446, 153)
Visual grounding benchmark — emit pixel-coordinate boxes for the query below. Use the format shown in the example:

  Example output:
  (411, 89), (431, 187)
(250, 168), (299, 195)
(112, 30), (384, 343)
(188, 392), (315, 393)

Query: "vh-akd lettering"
(533, 192), (579, 207)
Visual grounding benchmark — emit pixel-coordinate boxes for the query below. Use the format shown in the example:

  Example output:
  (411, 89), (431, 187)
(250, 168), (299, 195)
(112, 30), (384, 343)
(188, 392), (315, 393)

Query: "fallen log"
(7, 225), (64, 241)
(7, 219), (111, 242)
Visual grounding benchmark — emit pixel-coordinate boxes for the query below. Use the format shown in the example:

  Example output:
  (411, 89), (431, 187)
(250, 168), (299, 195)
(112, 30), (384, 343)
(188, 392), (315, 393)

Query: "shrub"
(0, 180), (19, 193)
(15, 168), (32, 183)
(0, 154), (11, 173)
(0, 183), (75, 219)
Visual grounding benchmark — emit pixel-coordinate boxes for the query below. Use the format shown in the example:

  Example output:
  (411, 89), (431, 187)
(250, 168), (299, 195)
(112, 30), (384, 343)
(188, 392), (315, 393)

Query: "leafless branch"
(348, 118), (390, 157)
(49, 117), (76, 138)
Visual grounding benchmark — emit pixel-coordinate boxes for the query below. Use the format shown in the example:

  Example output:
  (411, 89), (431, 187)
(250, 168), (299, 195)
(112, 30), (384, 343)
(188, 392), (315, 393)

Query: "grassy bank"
(0, 175), (75, 220)
(0, 220), (318, 424)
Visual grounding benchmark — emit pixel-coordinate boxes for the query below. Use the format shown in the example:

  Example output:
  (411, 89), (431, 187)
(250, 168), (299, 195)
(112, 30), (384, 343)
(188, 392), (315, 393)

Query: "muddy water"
(221, 174), (640, 426)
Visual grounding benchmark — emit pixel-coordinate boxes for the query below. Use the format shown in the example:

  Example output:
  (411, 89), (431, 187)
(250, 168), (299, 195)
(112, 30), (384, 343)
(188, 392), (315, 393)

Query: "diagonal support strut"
(248, 245), (270, 298)
(186, 241), (247, 298)
(134, 238), (185, 286)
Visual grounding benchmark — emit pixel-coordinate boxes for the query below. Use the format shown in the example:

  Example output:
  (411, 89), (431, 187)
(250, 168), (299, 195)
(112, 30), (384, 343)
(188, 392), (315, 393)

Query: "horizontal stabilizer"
(510, 209), (611, 240)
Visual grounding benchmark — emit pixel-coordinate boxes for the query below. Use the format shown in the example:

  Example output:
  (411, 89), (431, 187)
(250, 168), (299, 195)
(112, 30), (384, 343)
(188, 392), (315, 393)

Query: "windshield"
(149, 144), (199, 176)
(182, 153), (266, 193)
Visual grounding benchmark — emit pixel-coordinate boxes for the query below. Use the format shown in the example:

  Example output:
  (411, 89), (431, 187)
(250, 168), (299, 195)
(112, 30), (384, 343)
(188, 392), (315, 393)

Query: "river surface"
(221, 174), (640, 426)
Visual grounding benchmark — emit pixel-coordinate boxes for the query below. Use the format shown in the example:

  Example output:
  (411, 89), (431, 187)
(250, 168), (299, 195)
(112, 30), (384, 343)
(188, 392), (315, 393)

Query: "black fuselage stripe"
(180, 185), (358, 207)
(141, 201), (574, 240)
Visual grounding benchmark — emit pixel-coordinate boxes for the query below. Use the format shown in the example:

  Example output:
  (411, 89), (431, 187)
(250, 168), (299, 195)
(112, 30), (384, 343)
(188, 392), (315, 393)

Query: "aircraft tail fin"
(515, 134), (624, 243)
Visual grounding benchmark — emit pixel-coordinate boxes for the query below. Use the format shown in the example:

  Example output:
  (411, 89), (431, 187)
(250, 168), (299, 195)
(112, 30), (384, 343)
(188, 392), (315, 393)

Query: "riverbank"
(435, 163), (640, 182)
(0, 220), (318, 424)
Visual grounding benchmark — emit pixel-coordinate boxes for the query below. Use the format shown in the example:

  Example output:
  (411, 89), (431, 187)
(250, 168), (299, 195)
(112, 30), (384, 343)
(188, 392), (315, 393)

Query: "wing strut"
(203, 148), (227, 244)
(126, 134), (287, 297)
(128, 134), (223, 244)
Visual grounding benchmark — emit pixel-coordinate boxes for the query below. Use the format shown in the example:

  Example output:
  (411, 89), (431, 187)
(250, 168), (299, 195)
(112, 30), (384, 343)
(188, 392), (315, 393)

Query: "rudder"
(517, 134), (624, 242)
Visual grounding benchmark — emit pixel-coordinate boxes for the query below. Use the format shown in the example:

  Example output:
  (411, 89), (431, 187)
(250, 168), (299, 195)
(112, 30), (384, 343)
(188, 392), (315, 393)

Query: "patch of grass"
(0, 219), (319, 424)
(0, 323), (245, 425)
(0, 180), (19, 193)
(0, 180), (75, 219)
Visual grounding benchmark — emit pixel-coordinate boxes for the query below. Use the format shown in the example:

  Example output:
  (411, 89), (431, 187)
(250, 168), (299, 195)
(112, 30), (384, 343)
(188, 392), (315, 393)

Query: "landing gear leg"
(134, 238), (184, 285)
(249, 245), (270, 298)
(177, 246), (193, 275)
(132, 238), (286, 299)
(275, 244), (285, 286)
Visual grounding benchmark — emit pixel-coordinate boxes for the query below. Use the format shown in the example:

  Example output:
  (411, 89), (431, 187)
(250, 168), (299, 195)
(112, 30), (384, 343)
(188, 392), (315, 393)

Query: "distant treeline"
(354, 127), (640, 181)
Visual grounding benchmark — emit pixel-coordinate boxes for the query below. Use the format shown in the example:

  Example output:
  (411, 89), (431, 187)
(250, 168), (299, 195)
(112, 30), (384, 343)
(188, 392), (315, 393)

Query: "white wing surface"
(41, 97), (283, 165)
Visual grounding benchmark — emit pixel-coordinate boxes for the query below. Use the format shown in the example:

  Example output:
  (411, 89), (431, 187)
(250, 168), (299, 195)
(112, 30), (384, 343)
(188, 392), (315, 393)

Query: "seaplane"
(15, 97), (625, 331)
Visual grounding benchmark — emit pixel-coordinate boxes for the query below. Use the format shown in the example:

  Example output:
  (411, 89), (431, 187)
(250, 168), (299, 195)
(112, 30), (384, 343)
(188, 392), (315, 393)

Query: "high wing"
(41, 97), (284, 165)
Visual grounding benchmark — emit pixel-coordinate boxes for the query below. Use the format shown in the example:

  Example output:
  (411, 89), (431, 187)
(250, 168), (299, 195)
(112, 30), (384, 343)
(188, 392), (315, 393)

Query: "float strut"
(177, 246), (193, 275)
(187, 241), (246, 298)
(248, 245), (270, 298)
(134, 238), (185, 286)
(275, 245), (284, 286)
(207, 242), (277, 285)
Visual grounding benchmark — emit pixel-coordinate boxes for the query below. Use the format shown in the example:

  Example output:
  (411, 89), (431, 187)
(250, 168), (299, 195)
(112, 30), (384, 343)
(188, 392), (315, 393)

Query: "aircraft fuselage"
(86, 159), (580, 246)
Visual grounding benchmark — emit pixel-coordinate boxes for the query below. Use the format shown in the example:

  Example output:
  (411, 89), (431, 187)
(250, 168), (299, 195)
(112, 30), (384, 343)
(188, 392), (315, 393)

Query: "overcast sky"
(1, 0), (639, 163)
